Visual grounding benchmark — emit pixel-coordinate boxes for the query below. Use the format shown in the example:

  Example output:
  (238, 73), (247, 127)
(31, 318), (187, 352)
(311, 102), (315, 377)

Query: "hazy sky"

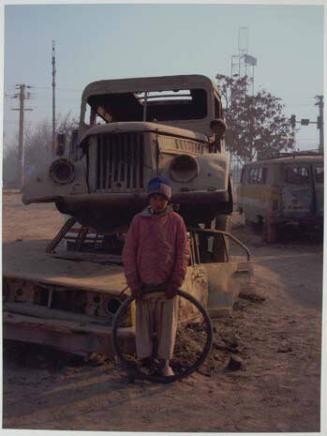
(3, 2), (325, 151)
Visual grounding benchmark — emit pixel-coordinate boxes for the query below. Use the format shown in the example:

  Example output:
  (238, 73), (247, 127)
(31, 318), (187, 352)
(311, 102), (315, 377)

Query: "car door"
(179, 233), (208, 320)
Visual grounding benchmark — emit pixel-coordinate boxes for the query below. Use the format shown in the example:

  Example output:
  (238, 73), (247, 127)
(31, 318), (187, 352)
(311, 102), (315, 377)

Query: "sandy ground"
(2, 192), (323, 432)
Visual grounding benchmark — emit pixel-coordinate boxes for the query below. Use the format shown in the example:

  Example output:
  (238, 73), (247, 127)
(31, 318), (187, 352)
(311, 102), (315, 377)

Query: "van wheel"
(212, 214), (231, 262)
(263, 215), (278, 243)
(250, 216), (264, 235)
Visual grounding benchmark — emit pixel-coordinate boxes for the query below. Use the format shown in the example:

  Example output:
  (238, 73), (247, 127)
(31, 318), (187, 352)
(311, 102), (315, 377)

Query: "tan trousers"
(135, 295), (179, 360)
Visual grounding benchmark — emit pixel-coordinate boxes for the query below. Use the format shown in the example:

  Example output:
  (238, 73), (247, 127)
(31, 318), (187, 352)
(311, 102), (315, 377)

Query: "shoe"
(162, 363), (175, 377)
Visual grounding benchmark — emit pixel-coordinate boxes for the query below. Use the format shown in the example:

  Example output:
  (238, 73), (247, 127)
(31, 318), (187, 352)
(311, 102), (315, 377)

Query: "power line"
(16, 86), (81, 92)
(286, 104), (319, 107)
(25, 96), (79, 102)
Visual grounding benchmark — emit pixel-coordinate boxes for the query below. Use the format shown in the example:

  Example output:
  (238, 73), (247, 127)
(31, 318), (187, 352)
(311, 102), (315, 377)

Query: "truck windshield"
(86, 88), (208, 124)
(284, 166), (310, 184)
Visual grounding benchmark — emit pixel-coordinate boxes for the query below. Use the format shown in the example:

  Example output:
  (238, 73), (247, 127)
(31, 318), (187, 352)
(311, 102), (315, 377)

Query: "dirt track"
(2, 193), (323, 432)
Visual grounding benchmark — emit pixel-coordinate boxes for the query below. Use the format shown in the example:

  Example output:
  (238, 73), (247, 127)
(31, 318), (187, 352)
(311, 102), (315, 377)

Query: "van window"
(247, 167), (267, 184)
(284, 166), (310, 184)
(315, 166), (324, 184)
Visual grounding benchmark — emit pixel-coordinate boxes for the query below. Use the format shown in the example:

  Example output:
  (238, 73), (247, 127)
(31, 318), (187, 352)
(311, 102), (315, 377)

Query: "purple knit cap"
(147, 176), (172, 200)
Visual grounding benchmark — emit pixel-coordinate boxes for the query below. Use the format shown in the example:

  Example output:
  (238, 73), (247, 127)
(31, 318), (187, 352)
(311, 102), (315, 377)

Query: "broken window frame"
(84, 88), (208, 125)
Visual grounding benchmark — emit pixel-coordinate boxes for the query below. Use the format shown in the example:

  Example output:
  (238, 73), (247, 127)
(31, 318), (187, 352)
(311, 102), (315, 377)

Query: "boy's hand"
(131, 288), (142, 299)
(166, 285), (178, 299)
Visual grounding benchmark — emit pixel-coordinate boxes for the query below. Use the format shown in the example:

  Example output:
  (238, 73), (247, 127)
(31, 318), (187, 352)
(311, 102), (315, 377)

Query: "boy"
(122, 176), (189, 376)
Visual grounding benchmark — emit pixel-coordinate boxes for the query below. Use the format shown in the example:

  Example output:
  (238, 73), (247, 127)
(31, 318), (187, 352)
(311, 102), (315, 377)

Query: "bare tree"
(3, 113), (78, 188)
(3, 137), (20, 189)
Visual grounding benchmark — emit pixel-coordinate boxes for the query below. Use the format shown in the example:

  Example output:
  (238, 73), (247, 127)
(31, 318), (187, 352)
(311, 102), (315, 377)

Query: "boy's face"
(149, 194), (168, 213)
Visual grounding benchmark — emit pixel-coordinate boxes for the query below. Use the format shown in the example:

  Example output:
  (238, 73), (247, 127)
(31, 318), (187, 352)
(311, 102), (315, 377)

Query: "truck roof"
(244, 155), (323, 167)
(82, 74), (218, 100)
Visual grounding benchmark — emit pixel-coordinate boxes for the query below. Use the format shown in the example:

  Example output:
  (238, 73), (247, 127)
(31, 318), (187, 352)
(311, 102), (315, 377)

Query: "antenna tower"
(231, 27), (257, 95)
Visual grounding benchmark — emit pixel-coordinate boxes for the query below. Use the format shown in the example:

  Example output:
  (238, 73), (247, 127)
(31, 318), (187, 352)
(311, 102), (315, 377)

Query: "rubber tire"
(112, 289), (213, 384)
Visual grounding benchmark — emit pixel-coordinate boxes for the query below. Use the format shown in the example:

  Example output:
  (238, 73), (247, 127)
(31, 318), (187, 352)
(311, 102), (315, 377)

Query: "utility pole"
(12, 84), (33, 189)
(52, 40), (56, 151)
(315, 95), (324, 153)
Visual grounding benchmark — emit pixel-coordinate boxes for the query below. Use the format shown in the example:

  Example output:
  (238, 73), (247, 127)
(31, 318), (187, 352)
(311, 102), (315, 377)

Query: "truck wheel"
(112, 289), (213, 384)
(212, 214), (231, 262)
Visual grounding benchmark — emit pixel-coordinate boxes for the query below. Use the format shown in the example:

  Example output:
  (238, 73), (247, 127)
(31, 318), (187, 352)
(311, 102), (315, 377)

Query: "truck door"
(281, 163), (313, 219)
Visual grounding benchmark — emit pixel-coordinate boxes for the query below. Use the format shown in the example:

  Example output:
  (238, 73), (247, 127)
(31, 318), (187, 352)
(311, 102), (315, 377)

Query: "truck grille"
(95, 133), (145, 191)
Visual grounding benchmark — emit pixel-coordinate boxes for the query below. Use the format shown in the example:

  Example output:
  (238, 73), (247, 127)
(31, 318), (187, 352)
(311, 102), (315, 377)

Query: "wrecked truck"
(22, 75), (233, 240)
(237, 152), (324, 242)
(3, 75), (252, 367)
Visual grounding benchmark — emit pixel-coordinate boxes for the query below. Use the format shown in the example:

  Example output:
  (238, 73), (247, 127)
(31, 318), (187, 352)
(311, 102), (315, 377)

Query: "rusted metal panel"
(4, 312), (134, 358)
(3, 240), (128, 296)
(22, 158), (88, 205)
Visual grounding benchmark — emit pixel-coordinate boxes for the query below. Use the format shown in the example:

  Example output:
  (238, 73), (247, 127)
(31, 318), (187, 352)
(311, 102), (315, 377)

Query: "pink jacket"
(122, 207), (189, 292)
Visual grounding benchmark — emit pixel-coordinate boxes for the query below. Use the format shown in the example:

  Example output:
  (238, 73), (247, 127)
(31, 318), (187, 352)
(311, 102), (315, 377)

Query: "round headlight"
(169, 154), (199, 183)
(105, 297), (122, 315)
(49, 158), (75, 184)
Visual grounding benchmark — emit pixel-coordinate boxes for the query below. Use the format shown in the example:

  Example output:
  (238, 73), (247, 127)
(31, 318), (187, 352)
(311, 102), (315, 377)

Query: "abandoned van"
(237, 153), (323, 241)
